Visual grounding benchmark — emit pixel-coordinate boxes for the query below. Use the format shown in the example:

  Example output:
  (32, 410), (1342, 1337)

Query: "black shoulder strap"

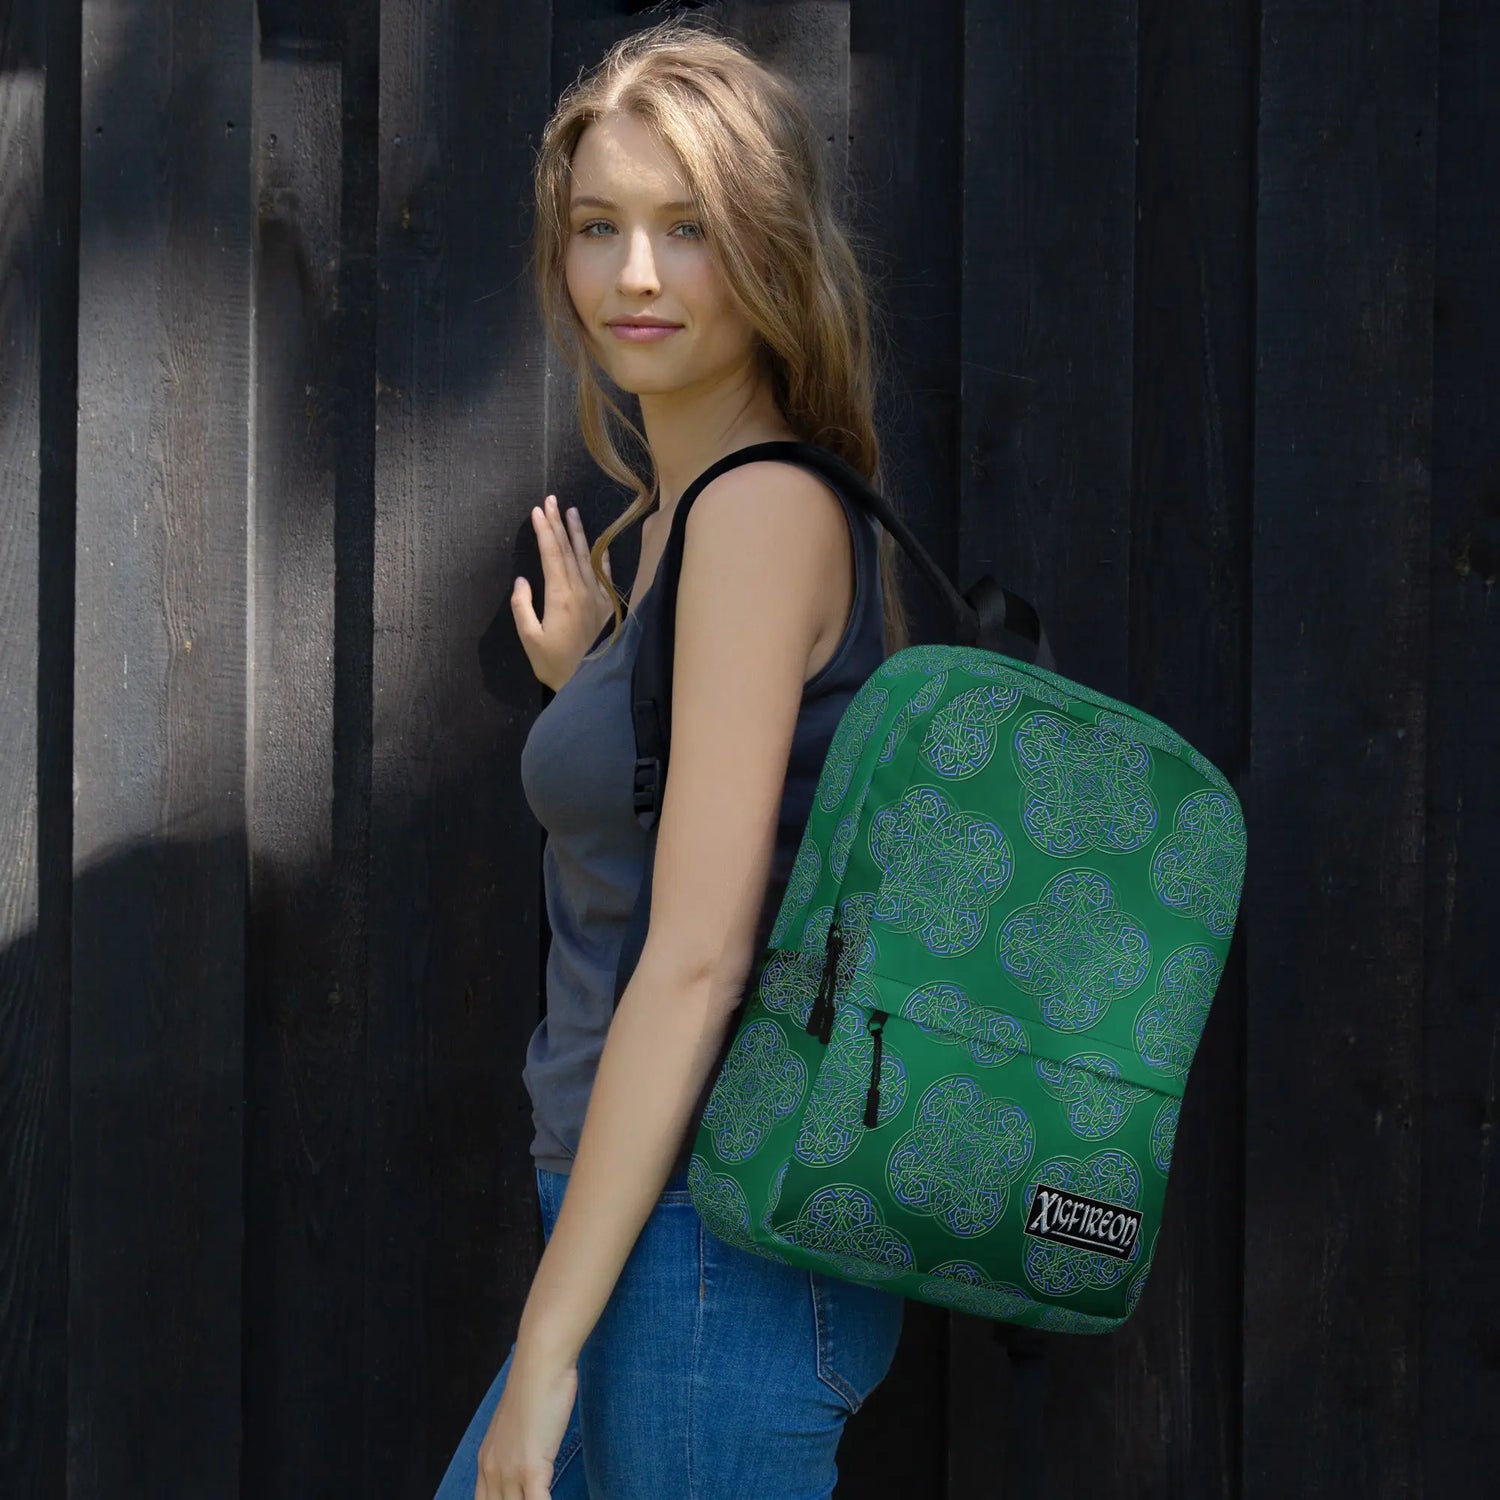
(612, 439), (1054, 1007)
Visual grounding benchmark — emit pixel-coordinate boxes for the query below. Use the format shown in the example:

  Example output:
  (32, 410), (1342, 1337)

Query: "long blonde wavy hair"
(531, 14), (911, 661)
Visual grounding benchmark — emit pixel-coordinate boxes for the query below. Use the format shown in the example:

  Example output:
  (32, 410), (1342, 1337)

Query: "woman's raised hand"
(512, 495), (615, 691)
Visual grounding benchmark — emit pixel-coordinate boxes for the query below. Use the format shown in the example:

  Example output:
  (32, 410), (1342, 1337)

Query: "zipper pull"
(817, 920), (844, 1043)
(804, 971), (828, 1037)
(805, 917), (844, 1040)
(816, 993), (836, 1045)
(863, 1009), (888, 1127)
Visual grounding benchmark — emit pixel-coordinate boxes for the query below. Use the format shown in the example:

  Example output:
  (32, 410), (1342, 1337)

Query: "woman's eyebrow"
(568, 195), (697, 213)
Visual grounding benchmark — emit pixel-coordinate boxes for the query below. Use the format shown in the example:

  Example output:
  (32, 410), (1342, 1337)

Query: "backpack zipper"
(863, 1009), (889, 1126)
(804, 916), (843, 1044)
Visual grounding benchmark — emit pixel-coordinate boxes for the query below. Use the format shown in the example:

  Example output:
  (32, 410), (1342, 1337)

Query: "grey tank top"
(519, 476), (885, 1181)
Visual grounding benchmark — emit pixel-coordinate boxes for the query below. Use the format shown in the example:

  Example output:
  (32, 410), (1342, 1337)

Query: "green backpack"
(613, 440), (1247, 1334)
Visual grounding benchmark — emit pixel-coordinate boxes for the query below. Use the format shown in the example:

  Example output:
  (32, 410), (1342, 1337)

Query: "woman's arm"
(512, 459), (853, 1367)
(514, 945), (743, 1364)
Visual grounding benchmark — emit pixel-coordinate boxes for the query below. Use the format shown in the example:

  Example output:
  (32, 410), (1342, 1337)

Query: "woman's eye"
(576, 221), (703, 239)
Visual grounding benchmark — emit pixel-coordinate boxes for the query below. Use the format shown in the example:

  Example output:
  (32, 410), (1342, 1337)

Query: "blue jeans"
(431, 1163), (905, 1498)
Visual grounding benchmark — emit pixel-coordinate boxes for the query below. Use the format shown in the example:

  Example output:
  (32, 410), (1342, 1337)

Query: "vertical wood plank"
(847, 0), (967, 653)
(1119, 0), (1257, 1494)
(371, 0), (554, 1490)
(720, 0), (849, 194)
(959, 0), (1140, 1490)
(961, 0), (1138, 701)
(1424, 0), (1500, 1484)
(240, 6), (378, 1492)
(71, 0), (254, 1492)
(0, 1), (76, 1496)
(1244, 3), (1435, 1493)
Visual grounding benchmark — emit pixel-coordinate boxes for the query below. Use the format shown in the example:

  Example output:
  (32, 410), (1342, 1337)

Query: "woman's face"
(564, 112), (761, 399)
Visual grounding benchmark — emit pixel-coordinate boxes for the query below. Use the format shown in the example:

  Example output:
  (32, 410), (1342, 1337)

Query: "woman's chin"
(601, 368), (685, 397)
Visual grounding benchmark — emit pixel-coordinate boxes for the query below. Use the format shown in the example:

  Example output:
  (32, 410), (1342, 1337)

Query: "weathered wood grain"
(1118, 0), (1256, 1495)
(372, 0), (554, 1491)
(1423, 0), (1500, 1489)
(1244, 2), (1435, 1494)
(70, 0), (255, 1493)
(240, 8), (375, 1494)
(0, 3), (73, 1498)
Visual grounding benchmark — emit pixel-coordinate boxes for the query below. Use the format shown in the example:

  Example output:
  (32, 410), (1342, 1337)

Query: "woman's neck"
(647, 416), (801, 530)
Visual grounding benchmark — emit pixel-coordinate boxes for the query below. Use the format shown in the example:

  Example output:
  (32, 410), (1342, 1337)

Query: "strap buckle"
(632, 755), (661, 817)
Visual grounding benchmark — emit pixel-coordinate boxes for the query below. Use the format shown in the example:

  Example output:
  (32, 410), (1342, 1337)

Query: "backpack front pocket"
(760, 997), (1166, 1330)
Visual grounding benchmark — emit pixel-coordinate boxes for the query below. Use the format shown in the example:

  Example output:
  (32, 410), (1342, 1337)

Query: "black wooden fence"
(2, 0), (1494, 1495)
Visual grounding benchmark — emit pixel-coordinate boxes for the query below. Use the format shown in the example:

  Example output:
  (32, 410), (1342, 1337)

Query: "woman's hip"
(537, 1164), (904, 1498)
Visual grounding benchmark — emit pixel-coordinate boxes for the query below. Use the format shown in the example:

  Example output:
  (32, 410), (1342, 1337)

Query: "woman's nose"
(617, 227), (660, 294)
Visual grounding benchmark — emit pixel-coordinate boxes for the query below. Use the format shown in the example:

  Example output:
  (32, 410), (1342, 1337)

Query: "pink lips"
(609, 322), (681, 342)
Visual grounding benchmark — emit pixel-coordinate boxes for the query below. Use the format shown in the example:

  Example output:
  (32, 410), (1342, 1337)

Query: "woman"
(433, 17), (911, 1499)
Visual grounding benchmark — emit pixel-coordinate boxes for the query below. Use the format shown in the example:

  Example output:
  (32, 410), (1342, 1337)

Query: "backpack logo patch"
(1023, 1185), (1141, 1260)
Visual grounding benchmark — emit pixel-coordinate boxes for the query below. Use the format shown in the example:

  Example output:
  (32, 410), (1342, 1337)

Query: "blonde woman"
(434, 18), (911, 1499)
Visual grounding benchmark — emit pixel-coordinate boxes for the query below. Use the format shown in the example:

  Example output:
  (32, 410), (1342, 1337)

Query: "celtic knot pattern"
(1134, 943), (1220, 1078)
(996, 869), (1152, 1033)
(782, 1184), (915, 1280)
(771, 832), (822, 947)
(1094, 708), (1184, 759)
(816, 685), (888, 812)
(755, 946), (827, 1024)
(1011, 711), (1159, 858)
(957, 651), (1028, 680)
(1096, 708), (1232, 798)
(700, 1019), (808, 1162)
(875, 645), (954, 682)
(778, 894), (883, 1023)
(1014, 676), (1074, 711)
(920, 683), (1026, 779)
(801, 904), (835, 953)
(794, 1005), (908, 1166)
(1033, 1053), (1156, 1140)
(830, 890), (880, 997)
(688, 1154), (795, 1266)
(686, 1154), (751, 1243)
(830, 747), (891, 881)
(830, 809), (859, 882)
(880, 672), (949, 764)
(1021, 1150), (1143, 1295)
(870, 785), (1014, 956)
(918, 1262), (1039, 1322)
(875, 645), (1019, 683)
(1150, 1096), (1180, 1173)
(1185, 746), (1231, 792)
(899, 981), (1031, 1068)
(886, 1076), (1035, 1236)
(1150, 790), (1247, 939)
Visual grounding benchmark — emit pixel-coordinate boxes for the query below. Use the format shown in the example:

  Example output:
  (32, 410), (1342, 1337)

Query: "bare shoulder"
(684, 458), (850, 571)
